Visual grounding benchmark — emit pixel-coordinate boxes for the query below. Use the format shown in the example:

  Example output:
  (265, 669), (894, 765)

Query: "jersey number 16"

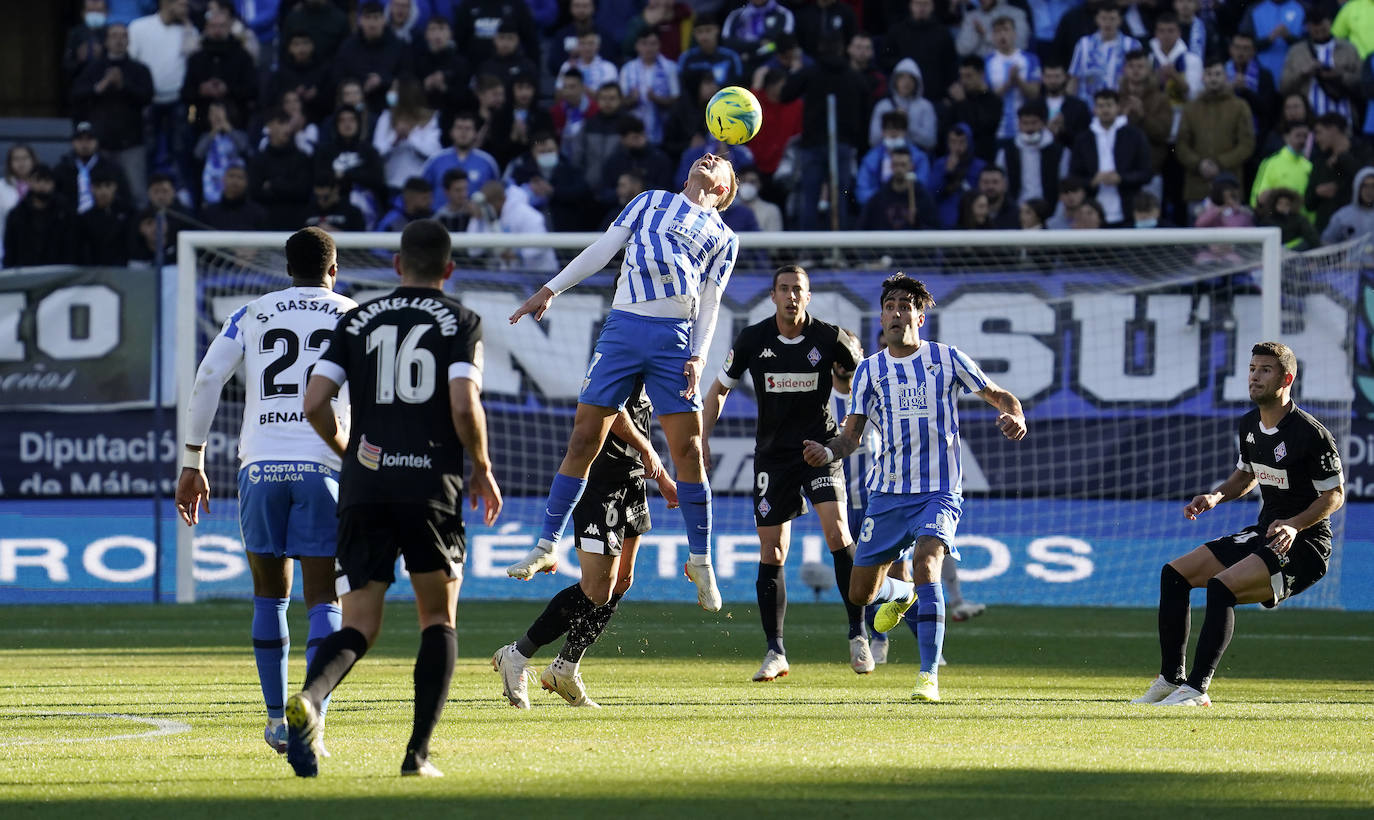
(366, 323), (436, 404)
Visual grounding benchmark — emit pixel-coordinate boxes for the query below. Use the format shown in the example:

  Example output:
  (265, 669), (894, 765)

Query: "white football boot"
(752, 650), (790, 682)
(1130, 675), (1181, 704)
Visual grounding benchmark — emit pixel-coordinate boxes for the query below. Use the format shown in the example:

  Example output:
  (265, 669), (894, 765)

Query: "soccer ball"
(705, 86), (763, 145)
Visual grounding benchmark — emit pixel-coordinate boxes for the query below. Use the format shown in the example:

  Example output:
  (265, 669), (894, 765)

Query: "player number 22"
(366, 323), (436, 404)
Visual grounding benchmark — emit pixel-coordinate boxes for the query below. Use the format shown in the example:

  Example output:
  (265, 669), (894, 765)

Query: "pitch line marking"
(0, 712), (191, 746)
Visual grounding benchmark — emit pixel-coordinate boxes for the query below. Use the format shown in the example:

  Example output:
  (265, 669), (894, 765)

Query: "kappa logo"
(1246, 432), (1256, 444)
(1274, 441), (1287, 462)
(584, 522), (600, 536)
(758, 348), (777, 358)
(807, 347), (821, 366)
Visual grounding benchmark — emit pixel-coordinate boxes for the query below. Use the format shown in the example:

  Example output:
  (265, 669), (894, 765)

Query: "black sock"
(559, 592), (624, 664)
(517, 583), (597, 658)
(832, 544), (865, 640)
(1187, 577), (1237, 693)
(1158, 564), (1193, 685)
(757, 563), (786, 655)
(302, 626), (369, 708)
(406, 624), (455, 759)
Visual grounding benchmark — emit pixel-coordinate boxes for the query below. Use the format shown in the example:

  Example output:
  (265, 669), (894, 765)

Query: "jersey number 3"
(367, 324), (436, 404)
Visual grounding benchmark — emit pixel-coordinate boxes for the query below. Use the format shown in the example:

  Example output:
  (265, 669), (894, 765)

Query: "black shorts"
(335, 503), (465, 594)
(752, 453), (846, 527)
(571, 479), (650, 556)
(1204, 525), (1330, 608)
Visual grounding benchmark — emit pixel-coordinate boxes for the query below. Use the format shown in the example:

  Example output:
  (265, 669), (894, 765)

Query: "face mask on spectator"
(85, 12), (107, 27)
(535, 152), (558, 171)
(386, 90), (399, 108)
(1020, 131), (1043, 146)
(883, 136), (905, 151)
(738, 182), (759, 201)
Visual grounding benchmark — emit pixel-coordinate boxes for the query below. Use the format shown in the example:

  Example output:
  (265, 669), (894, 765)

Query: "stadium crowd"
(2, 0), (1373, 268)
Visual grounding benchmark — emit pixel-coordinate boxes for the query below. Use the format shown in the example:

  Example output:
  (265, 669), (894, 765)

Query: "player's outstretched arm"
(450, 377), (503, 526)
(1266, 485), (1344, 553)
(610, 409), (679, 508)
(303, 374), (348, 458)
(977, 382), (1027, 441)
(1183, 468), (1257, 520)
(803, 414), (868, 467)
(509, 226), (632, 324)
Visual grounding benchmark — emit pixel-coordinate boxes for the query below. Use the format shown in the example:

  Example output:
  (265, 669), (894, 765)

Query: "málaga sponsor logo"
(764, 372), (818, 393)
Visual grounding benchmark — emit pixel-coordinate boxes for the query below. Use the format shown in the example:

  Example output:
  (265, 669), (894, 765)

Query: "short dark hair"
(879, 273), (936, 310)
(1060, 175), (1088, 194)
(991, 14), (1015, 28)
(617, 115), (646, 136)
(30, 163), (55, 182)
(1203, 55), (1226, 70)
(1094, 88), (1120, 103)
(635, 28), (659, 42)
(880, 110), (909, 131)
(1154, 11), (1179, 28)
(959, 55), (984, 72)
(1093, 2), (1120, 15)
(403, 176), (431, 194)
(561, 67), (584, 83)
(1230, 31), (1255, 46)
(1282, 118), (1309, 135)
(772, 264), (809, 290)
(979, 166), (1006, 180)
(1017, 100), (1048, 120)
(442, 168), (469, 189)
(1041, 59), (1067, 72)
(398, 219), (452, 281)
(888, 146), (913, 162)
(1251, 341), (1297, 376)
(1133, 190), (1160, 212)
(1023, 197), (1053, 224)
(285, 227), (336, 282)
(1124, 48), (1149, 62)
(1315, 111), (1348, 131)
(1307, 6), (1332, 23)
(147, 172), (175, 189)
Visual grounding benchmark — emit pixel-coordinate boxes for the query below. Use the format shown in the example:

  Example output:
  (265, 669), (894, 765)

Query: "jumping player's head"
(771, 264), (810, 325)
(284, 226), (338, 288)
(686, 153), (737, 211)
(879, 273), (935, 350)
(394, 218), (455, 286)
(1249, 341), (1297, 406)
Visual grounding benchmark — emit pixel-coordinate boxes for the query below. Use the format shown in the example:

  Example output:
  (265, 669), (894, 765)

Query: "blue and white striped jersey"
(848, 342), (990, 495)
(610, 189), (739, 308)
(831, 388), (882, 511)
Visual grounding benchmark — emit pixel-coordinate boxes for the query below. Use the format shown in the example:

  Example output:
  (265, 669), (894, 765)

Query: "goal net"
(175, 228), (1358, 609)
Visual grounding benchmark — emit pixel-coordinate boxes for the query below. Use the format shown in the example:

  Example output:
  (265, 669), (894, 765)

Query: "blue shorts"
(853, 490), (962, 567)
(579, 310), (700, 414)
(237, 461), (340, 559)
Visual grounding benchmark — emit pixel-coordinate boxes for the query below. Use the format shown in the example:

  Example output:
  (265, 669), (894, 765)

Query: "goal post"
(175, 226), (1358, 607)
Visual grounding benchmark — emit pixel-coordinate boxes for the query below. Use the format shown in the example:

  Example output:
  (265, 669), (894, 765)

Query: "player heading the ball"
(509, 153), (740, 611)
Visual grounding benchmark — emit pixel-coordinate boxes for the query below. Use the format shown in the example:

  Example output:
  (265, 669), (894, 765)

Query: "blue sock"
(539, 472), (587, 543)
(915, 582), (946, 676)
(677, 481), (712, 557)
(872, 576), (915, 605)
(252, 596), (290, 720)
(307, 603), (342, 717)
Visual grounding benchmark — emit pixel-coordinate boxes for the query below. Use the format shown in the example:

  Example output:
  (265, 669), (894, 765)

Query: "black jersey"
(587, 380), (652, 487)
(1236, 404), (1343, 532)
(720, 314), (858, 457)
(318, 287), (483, 514)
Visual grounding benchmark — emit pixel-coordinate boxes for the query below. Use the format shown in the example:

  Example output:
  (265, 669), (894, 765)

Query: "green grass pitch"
(2, 600), (1372, 818)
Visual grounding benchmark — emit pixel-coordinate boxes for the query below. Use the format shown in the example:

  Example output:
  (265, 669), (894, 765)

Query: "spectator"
(1306, 112), (1373, 232)
(420, 112), (501, 204)
(65, 0), (109, 80)
(1149, 12), (1202, 104)
(181, 8), (257, 133)
(208, 0), (261, 65)
(335, 2), (411, 116)
(722, 0), (795, 67)
(1072, 198), (1106, 228)
(599, 169), (645, 228)
(979, 166), (1019, 227)
(958, 0), (1030, 59)
(1321, 167), (1374, 244)
(144, 170), (196, 241)
(0, 145), (36, 266)
(1119, 49), (1174, 198)
(721, 187), (762, 235)
(505, 131), (593, 232)
(1176, 59), (1256, 210)
(257, 89), (318, 156)
(266, 32), (332, 124)
(1041, 60), (1092, 148)
(1256, 186), (1320, 248)
(249, 107), (313, 229)
(1240, 0), (1304, 80)
(737, 166), (783, 231)
(622, 0), (693, 62)
(1069, 3), (1140, 102)
(995, 102), (1070, 204)
(957, 190), (992, 229)
(780, 39), (870, 229)
(1278, 9), (1360, 122)
(846, 32), (888, 108)
(882, 0), (956, 102)
(413, 16), (474, 116)
(1047, 174), (1087, 228)
(194, 100), (252, 206)
(76, 166), (133, 265)
(597, 115), (674, 204)
(466, 180), (557, 271)
(551, 69), (594, 142)
(985, 16), (1042, 142)
(857, 110), (931, 206)
(1194, 175), (1255, 229)
(1132, 190), (1172, 227)
(869, 58), (937, 152)
(1258, 93), (1316, 161)
(385, 0), (425, 43)
(1019, 196), (1052, 228)
(201, 161), (267, 230)
(3, 165), (74, 268)
(455, 0), (540, 67)
(1227, 31), (1279, 138)
(321, 79), (371, 149)
(550, 0), (615, 74)
(433, 169), (471, 232)
(1050, 0), (1096, 69)
(559, 29), (620, 92)
(71, 23), (153, 202)
(373, 80), (441, 192)
(679, 13), (744, 87)
(486, 73), (554, 168)
(749, 68), (802, 176)
(1071, 88), (1153, 225)
(376, 176), (433, 231)
(128, 205), (177, 265)
(472, 74), (509, 152)
(480, 21), (540, 91)
(663, 71), (720, 161)
(56, 121), (133, 214)
(795, 0), (856, 59)
(948, 56), (1003, 160)
(280, 0), (349, 62)
(128, 0), (198, 189)
(1333, 0), (1374, 61)
(1251, 120), (1314, 214)
(570, 83), (628, 191)
(619, 30), (680, 144)
(316, 105), (387, 224)
(303, 172), (367, 231)
(928, 123), (986, 227)
(1172, 0), (1218, 62)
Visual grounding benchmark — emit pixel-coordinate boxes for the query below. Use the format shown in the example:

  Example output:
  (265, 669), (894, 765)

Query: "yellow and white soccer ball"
(705, 86), (763, 145)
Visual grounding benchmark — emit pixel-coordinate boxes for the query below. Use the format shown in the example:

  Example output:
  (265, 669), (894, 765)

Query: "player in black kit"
(1133, 342), (1345, 707)
(702, 265), (869, 682)
(287, 220), (502, 777)
(492, 380), (678, 709)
